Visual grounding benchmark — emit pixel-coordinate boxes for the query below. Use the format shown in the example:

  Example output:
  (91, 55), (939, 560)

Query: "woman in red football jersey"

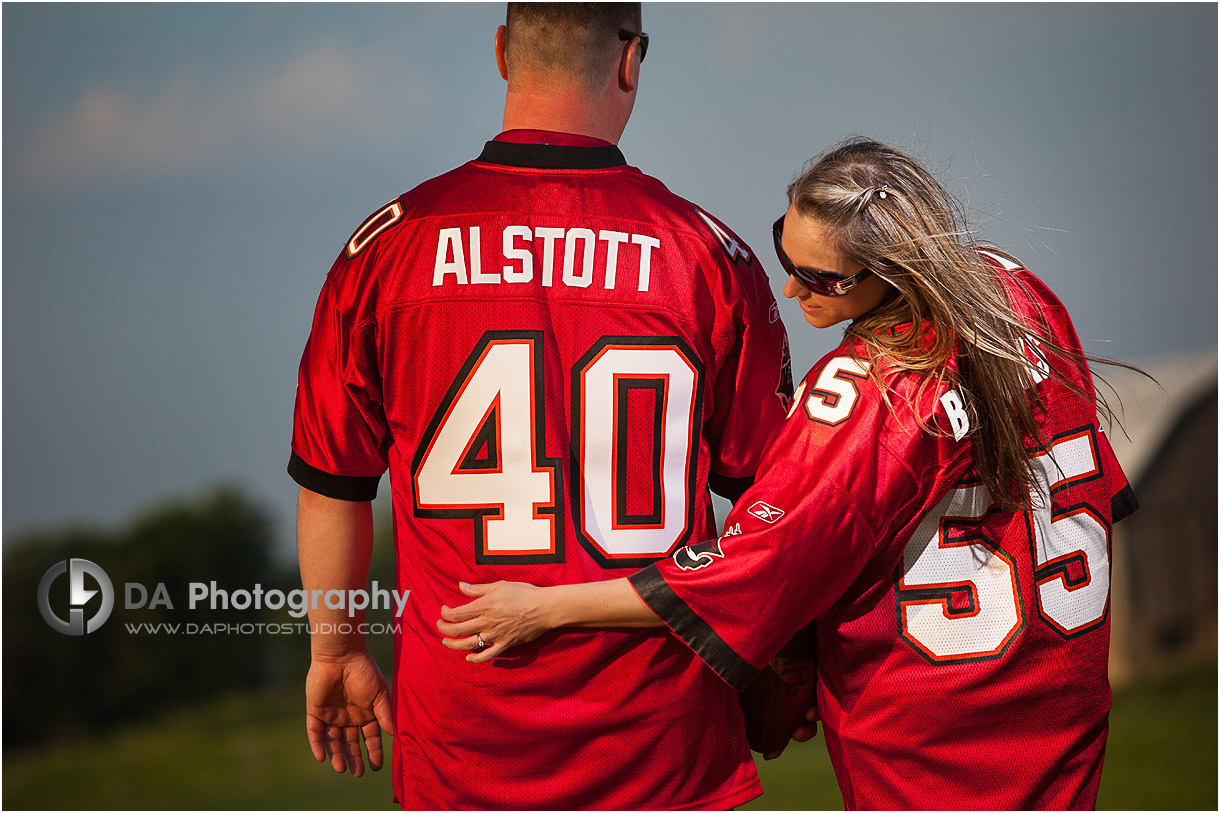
(437, 137), (1140, 809)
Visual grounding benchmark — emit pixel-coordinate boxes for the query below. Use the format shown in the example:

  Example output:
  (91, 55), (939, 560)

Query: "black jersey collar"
(477, 139), (627, 170)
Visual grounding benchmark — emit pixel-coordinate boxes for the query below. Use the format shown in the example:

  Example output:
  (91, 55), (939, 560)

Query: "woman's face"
(779, 208), (894, 329)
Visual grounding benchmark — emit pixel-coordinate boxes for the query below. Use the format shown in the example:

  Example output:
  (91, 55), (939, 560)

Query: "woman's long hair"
(787, 136), (1134, 510)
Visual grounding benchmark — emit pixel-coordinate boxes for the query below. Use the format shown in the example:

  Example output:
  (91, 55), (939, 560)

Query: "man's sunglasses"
(618, 29), (649, 62)
(772, 216), (873, 296)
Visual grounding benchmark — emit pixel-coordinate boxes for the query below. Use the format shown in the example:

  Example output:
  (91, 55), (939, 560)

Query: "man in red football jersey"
(289, 3), (792, 808)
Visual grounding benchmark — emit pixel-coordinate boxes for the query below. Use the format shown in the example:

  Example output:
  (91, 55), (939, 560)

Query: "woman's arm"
(436, 578), (661, 663)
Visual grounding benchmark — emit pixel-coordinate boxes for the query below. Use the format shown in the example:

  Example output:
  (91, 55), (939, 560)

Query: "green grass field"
(4, 661), (1214, 810)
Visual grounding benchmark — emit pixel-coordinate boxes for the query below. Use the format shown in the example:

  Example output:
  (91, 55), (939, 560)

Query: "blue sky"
(4, 3), (1216, 550)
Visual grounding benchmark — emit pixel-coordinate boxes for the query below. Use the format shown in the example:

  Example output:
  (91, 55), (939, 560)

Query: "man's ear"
(617, 37), (640, 92)
(495, 25), (509, 81)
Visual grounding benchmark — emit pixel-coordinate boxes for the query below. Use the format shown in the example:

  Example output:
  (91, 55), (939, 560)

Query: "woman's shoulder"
(973, 247), (1076, 338)
(787, 338), (970, 488)
(804, 333), (961, 418)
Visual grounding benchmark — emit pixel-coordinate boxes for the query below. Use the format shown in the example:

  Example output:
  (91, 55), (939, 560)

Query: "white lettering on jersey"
(599, 230), (628, 289)
(940, 389), (970, 441)
(433, 227), (469, 285)
(804, 357), (871, 425)
(534, 227), (565, 287)
(468, 227), (498, 284)
(502, 225), (534, 283)
(633, 234), (660, 292)
(348, 201), (403, 258)
(434, 225), (663, 292)
(563, 228), (597, 288)
(695, 209), (751, 264)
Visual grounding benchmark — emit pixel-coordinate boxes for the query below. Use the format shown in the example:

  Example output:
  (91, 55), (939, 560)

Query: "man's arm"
(297, 487), (394, 777)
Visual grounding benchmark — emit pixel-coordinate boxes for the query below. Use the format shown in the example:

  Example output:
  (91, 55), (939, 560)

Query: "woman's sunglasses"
(772, 216), (872, 296)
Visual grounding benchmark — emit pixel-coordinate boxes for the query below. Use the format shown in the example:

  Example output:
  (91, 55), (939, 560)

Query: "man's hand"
(305, 650), (395, 777)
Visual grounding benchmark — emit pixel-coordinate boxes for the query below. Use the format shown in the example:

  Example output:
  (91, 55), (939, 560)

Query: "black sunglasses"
(618, 28), (649, 62)
(772, 216), (872, 296)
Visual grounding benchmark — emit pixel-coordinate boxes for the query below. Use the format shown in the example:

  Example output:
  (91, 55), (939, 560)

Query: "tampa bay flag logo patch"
(747, 501), (785, 523)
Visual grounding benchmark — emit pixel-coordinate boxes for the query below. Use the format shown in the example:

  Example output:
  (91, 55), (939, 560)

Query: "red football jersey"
(632, 255), (1137, 810)
(290, 131), (792, 809)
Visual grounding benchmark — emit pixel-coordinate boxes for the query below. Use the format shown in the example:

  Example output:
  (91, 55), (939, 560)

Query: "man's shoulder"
(615, 178), (765, 284)
(332, 158), (485, 257)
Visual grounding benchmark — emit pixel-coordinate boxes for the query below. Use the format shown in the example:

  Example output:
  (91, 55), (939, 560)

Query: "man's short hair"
(505, 3), (643, 92)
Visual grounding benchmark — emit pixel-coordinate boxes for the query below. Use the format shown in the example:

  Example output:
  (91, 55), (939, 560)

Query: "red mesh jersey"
(633, 255), (1138, 810)
(290, 131), (792, 809)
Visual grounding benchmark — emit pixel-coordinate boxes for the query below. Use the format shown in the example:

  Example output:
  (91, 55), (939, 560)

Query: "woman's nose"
(782, 274), (806, 299)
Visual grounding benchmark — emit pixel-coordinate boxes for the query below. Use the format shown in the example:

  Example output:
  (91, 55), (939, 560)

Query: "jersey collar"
(478, 130), (627, 170)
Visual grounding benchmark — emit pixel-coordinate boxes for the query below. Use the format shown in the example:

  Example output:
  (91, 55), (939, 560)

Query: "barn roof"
(1099, 347), (1217, 486)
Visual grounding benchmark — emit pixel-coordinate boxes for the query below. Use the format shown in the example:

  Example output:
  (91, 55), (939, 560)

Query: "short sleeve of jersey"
(289, 245), (390, 501)
(696, 212), (794, 500)
(632, 348), (972, 688)
(1100, 426), (1139, 521)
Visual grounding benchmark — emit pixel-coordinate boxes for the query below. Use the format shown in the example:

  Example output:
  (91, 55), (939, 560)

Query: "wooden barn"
(1106, 348), (1217, 685)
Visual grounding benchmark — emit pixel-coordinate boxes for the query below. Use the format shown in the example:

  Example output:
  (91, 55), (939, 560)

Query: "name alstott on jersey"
(431, 223), (661, 291)
(290, 130), (792, 809)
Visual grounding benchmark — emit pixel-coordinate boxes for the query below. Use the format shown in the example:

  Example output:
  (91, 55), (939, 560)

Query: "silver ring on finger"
(476, 632), (487, 648)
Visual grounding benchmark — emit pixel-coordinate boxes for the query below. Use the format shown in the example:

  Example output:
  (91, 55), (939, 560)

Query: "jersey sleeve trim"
(1111, 483), (1139, 523)
(288, 453), (381, 501)
(628, 566), (757, 690)
(708, 472), (755, 503)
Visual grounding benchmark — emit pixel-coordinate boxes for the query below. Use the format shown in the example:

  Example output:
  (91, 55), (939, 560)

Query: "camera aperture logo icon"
(38, 558), (115, 635)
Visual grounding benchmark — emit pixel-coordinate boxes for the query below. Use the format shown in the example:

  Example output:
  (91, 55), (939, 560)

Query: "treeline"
(3, 487), (395, 749)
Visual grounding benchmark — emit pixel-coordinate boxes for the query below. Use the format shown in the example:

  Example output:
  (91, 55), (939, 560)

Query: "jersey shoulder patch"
(695, 209), (753, 265)
(346, 199), (406, 258)
(977, 249), (1024, 273)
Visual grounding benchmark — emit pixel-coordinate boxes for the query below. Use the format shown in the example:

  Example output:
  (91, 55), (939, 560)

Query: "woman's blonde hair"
(787, 136), (1129, 509)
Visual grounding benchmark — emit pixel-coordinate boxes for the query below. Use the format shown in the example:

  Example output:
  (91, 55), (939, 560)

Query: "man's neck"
(501, 87), (628, 145)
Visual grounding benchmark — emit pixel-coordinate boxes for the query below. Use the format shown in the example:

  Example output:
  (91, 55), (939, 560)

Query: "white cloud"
(14, 41), (435, 189)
